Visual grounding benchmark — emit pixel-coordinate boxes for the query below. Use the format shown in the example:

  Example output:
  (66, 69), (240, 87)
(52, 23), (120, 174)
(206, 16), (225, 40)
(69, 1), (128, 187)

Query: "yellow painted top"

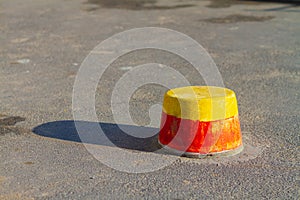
(162, 86), (238, 121)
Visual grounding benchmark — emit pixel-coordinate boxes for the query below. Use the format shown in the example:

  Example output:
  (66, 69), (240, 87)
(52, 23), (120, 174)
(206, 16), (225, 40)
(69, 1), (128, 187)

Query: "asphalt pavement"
(0, 0), (299, 199)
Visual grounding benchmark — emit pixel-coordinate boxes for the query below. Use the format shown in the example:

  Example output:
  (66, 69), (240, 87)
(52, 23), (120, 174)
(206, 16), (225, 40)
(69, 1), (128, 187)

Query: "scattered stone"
(11, 59), (31, 64)
(11, 37), (30, 44)
(24, 161), (34, 165)
(120, 66), (133, 71)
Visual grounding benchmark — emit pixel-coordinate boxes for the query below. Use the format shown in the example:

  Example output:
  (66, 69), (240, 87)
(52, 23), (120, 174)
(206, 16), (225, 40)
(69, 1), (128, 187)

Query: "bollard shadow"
(32, 120), (161, 152)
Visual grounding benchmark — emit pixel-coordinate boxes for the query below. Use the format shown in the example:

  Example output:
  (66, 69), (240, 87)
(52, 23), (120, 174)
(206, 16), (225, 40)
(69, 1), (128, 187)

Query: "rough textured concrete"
(0, 0), (299, 199)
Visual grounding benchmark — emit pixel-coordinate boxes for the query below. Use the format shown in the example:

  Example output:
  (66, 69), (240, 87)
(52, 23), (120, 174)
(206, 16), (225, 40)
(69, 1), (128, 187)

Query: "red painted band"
(158, 112), (242, 154)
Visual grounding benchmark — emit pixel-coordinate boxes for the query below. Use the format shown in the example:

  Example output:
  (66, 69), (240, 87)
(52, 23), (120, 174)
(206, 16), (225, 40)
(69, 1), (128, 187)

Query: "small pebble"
(120, 66), (133, 71)
(12, 59), (30, 64)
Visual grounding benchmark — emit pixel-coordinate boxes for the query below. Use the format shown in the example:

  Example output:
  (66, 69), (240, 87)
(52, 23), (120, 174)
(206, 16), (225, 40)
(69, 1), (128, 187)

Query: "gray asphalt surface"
(0, 0), (299, 199)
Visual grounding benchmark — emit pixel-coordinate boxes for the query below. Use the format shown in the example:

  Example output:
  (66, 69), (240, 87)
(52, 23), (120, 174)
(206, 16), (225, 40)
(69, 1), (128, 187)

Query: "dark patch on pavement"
(0, 126), (24, 136)
(261, 4), (300, 12)
(0, 115), (25, 126)
(33, 120), (161, 152)
(0, 114), (27, 136)
(86, 0), (195, 10)
(203, 14), (274, 23)
(207, 0), (262, 8)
